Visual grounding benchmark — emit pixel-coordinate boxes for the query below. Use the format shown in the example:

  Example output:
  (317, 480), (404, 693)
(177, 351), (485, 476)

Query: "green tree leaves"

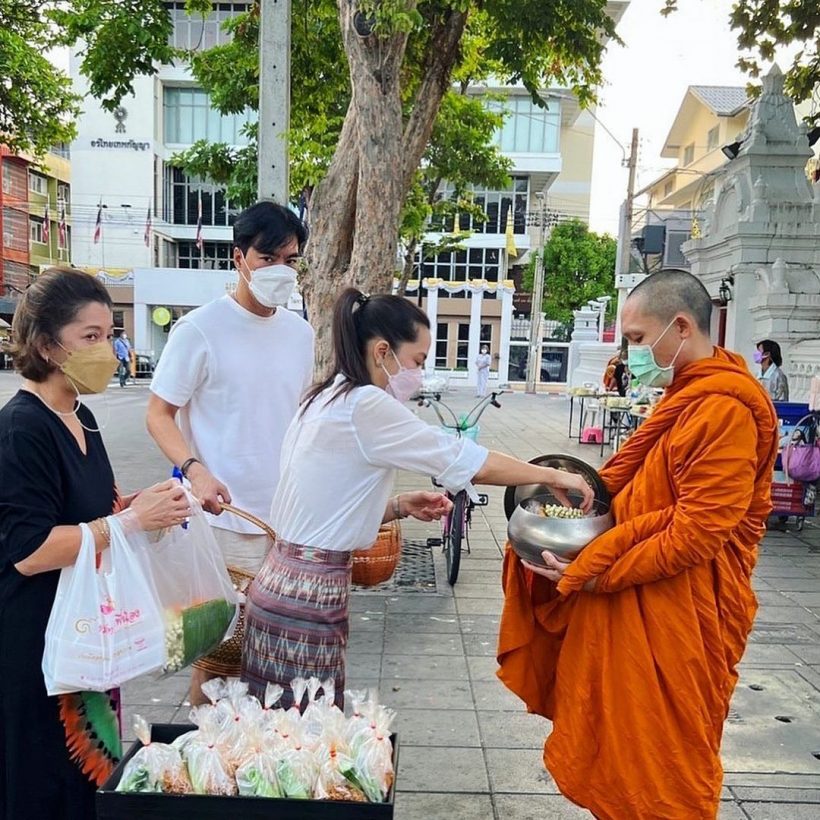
(0, 1), (79, 156)
(522, 219), (617, 326)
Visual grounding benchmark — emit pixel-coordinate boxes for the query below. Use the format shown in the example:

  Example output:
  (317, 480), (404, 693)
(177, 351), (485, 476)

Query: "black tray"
(97, 724), (398, 819)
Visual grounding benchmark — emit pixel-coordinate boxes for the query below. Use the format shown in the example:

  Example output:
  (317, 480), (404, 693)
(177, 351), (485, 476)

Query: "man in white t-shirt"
(147, 201), (314, 698)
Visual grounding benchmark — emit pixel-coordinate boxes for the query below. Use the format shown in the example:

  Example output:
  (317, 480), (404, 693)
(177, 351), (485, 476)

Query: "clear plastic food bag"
(116, 716), (192, 794)
(139, 493), (239, 673)
(182, 711), (237, 796)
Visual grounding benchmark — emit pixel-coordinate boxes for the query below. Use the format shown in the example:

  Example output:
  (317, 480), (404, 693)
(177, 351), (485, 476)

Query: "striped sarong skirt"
(240, 537), (352, 710)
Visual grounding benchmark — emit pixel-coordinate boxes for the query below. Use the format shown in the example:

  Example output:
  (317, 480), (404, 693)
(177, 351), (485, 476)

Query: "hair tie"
(356, 292), (370, 307)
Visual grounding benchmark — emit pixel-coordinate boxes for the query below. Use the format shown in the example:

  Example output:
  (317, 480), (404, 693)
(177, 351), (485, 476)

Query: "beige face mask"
(58, 341), (119, 395)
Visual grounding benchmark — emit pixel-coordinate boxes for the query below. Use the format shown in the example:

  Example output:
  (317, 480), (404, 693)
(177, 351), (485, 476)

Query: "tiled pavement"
(5, 371), (811, 820)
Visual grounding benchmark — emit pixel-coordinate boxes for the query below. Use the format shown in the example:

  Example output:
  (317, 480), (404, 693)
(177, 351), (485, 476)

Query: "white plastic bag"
(139, 493), (239, 673)
(42, 521), (166, 695)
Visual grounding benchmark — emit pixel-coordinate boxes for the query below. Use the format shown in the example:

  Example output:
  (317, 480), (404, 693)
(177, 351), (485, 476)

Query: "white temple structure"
(683, 65), (820, 402)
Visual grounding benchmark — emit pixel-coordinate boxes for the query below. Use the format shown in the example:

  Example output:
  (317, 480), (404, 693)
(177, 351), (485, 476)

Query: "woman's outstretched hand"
(400, 491), (453, 522)
(544, 469), (594, 513)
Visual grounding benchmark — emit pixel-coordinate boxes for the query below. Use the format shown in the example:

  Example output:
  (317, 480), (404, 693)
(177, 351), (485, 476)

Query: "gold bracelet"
(90, 518), (110, 547)
(392, 495), (402, 520)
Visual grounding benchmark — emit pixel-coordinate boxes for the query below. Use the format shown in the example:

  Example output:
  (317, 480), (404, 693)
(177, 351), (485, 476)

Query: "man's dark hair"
(757, 339), (782, 367)
(233, 201), (308, 256)
(627, 269), (713, 334)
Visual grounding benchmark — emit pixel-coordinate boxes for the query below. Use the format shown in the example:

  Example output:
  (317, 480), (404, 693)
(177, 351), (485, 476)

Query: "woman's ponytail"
(302, 286), (429, 411)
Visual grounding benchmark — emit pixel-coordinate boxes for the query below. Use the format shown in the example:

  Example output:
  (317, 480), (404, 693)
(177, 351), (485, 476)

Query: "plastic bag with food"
(182, 710), (237, 795)
(116, 716), (192, 794)
(314, 739), (367, 803)
(346, 703), (395, 803)
(275, 726), (318, 799)
(138, 493), (239, 674)
(234, 725), (283, 797)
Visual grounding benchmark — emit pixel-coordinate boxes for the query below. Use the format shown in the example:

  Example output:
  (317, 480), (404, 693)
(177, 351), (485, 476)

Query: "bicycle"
(416, 389), (507, 585)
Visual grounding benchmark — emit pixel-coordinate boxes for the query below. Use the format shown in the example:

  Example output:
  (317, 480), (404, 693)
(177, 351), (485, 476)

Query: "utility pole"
(614, 128), (639, 341)
(618, 128), (639, 277)
(525, 193), (547, 394)
(257, 0), (291, 203)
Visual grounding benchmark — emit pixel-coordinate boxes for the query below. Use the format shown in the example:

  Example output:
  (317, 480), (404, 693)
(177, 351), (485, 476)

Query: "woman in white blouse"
(241, 288), (593, 709)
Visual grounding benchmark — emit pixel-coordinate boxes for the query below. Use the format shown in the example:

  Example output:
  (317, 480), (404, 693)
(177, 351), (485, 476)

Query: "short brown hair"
(11, 267), (113, 381)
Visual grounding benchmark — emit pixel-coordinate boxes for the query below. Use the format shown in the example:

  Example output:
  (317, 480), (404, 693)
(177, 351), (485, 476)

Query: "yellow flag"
(505, 208), (518, 258)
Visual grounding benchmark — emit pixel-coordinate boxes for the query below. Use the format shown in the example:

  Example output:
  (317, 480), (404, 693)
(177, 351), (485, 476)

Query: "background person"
(756, 338), (789, 401)
(241, 288), (593, 709)
(146, 201), (314, 704)
(113, 330), (131, 388)
(0, 268), (189, 820)
(475, 345), (491, 397)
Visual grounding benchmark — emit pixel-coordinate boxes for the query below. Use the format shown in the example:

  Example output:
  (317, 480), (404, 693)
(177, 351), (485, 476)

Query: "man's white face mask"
(239, 252), (297, 308)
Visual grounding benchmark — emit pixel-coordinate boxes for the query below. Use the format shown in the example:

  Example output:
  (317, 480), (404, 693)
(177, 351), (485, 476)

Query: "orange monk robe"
(497, 349), (778, 820)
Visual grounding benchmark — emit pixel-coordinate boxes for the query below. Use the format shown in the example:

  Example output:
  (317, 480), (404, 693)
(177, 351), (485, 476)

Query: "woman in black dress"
(0, 269), (191, 819)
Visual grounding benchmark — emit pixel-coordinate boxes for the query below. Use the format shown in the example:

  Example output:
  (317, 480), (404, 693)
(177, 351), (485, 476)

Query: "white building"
(69, 1), (628, 379)
(70, 3), (254, 280)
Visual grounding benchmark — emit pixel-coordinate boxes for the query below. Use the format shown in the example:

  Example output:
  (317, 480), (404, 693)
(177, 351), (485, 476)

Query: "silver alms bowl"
(507, 492), (614, 564)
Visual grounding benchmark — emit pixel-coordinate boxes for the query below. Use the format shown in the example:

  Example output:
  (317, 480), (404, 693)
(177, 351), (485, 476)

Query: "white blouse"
(270, 378), (489, 551)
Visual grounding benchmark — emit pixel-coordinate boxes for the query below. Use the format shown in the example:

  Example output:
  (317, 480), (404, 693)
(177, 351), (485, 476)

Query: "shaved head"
(626, 270), (712, 334)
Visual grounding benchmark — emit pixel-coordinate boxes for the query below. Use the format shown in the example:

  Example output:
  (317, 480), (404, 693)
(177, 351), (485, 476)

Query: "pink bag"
(782, 414), (820, 483)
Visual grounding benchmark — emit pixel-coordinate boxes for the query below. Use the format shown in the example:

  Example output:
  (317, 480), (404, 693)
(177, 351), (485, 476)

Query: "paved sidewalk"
(74, 383), (820, 818)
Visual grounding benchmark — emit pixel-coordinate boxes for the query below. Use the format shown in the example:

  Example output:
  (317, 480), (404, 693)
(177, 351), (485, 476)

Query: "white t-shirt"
(271, 377), (489, 551)
(150, 295), (314, 533)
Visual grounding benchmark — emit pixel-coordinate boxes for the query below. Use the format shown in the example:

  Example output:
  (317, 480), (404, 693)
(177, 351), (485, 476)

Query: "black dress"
(0, 391), (117, 820)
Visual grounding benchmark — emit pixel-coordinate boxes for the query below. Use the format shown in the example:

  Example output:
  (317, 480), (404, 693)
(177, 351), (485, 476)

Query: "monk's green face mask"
(627, 318), (686, 389)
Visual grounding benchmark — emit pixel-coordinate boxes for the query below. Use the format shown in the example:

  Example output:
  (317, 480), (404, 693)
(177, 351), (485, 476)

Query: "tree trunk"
(302, 108), (359, 376)
(341, 3), (412, 294)
(302, 3), (467, 371)
(396, 237), (419, 296)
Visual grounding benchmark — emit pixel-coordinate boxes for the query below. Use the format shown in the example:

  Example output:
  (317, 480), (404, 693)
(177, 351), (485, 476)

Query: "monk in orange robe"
(498, 270), (778, 819)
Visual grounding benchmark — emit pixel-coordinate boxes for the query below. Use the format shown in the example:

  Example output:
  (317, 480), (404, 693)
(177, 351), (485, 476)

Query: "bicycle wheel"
(444, 491), (466, 586)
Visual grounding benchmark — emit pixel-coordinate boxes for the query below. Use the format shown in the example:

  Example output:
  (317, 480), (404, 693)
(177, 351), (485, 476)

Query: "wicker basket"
(192, 503), (275, 678)
(352, 520), (402, 587)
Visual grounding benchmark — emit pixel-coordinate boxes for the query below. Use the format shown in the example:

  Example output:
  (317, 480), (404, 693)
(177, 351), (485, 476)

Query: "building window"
(421, 247), (501, 299)
(57, 183), (70, 206)
(29, 216), (45, 244)
(488, 96), (561, 154)
(163, 165), (236, 226)
(163, 86), (256, 146)
(166, 2), (249, 50)
(435, 322), (449, 368)
(707, 125), (720, 151)
(3, 208), (26, 251)
(2, 163), (11, 194)
(683, 143), (695, 166)
(663, 180), (674, 197)
(50, 142), (71, 159)
(480, 324), (492, 344)
(176, 239), (234, 269)
(456, 323), (470, 369)
(113, 310), (125, 330)
(28, 171), (47, 195)
(436, 177), (528, 235)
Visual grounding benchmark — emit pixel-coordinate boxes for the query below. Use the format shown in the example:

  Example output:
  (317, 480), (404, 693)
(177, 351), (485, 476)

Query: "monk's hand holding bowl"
(523, 551), (598, 592)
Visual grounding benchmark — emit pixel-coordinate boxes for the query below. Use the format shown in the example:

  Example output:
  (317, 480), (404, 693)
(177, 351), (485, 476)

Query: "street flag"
(195, 190), (203, 250)
(58, 202), (67, 248)
(93, 204), (102, 244)
(144, 201), (152, 247)
(42, 202), (50, 245)
(505, 206), (518, 258)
